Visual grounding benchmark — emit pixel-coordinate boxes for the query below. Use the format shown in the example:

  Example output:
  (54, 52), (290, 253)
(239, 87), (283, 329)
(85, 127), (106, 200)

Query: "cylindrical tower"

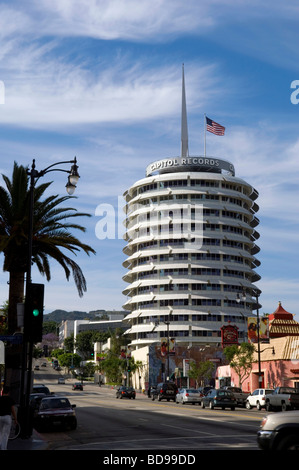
(122, 156), (260, 349)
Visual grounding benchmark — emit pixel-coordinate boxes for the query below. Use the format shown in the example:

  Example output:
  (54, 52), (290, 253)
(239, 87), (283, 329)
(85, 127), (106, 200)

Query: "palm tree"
(0, 161), (96, 334)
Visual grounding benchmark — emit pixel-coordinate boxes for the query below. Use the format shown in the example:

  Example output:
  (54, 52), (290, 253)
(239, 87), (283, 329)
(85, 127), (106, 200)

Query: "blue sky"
(0, 1), (299, 320)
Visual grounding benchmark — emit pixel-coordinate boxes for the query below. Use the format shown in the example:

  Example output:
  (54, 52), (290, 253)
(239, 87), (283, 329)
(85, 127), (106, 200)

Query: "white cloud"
(0, 37), (223, 130)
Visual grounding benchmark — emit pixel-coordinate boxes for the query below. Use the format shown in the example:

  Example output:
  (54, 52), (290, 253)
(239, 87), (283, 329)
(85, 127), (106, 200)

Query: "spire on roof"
(181, 64), (189, 158)
(269, 301), (294, 321)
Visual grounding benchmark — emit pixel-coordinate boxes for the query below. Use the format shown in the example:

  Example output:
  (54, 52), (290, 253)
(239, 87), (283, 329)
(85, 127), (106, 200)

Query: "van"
(151, 382), (178, 402)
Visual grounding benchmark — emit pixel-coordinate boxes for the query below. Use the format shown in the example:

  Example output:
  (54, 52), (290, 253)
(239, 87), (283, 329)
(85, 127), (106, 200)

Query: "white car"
(246, 388), (273, 410)
(58, 377), (65, 384)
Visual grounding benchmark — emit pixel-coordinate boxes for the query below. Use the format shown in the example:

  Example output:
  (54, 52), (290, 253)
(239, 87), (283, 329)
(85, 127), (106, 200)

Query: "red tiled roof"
(269, 302), (299, 338)
(269, 301), (294, 321)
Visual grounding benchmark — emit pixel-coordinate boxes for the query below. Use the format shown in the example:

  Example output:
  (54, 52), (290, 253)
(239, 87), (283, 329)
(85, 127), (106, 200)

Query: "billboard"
(160, 338), (175, 356)
(247, 316), (269, 343)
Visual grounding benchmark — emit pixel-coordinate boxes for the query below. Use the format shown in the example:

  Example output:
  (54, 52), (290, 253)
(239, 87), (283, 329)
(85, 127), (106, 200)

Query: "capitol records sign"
(221, 324), (239, 347)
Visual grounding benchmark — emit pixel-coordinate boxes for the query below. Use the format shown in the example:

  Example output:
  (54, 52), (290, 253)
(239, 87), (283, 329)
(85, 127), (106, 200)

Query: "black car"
(201, 388), (236, 410)
(32, 384), (51, 395)
(29, 393), (48, 416)
(34, 396), (77, 432)
(151, 382), (178, 402)
(72, 382), (83, 390)
(116, 386), (136, 399)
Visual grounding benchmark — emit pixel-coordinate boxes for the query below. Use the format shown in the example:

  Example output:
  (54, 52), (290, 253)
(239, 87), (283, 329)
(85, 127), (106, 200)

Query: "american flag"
(206, 117), (225, 135)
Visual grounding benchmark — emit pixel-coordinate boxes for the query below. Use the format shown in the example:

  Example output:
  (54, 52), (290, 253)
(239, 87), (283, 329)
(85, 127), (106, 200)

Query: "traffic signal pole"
(20, 163), (45, 437)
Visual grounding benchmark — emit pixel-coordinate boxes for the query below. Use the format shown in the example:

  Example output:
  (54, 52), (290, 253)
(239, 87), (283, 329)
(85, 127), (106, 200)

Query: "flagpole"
(204, 113), (206, 157)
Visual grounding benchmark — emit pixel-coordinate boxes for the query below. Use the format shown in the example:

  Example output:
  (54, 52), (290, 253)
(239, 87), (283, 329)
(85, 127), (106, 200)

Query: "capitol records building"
(122, 155), (261, 350)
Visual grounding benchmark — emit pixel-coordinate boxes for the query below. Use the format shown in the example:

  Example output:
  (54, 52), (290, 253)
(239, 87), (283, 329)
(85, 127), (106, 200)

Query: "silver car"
(176, 388), (202, 405)
(257, 410), (299, 450)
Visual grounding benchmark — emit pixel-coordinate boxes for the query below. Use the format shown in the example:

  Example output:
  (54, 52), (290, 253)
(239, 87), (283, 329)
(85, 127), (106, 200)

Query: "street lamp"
(236, 288), (262, 386)
(20, 157), (80, 437)
(152, 315), (172, 380)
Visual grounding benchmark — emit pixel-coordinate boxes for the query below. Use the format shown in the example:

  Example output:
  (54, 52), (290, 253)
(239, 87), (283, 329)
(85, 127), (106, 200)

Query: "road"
(32, 359), (264, 451)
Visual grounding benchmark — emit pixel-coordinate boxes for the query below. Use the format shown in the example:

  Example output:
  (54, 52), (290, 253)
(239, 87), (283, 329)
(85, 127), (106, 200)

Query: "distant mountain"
(44, 309), (127, 323)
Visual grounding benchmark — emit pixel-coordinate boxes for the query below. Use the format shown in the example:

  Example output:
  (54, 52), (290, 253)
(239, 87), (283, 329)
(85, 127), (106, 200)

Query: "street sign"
(0, 335), (23, 344)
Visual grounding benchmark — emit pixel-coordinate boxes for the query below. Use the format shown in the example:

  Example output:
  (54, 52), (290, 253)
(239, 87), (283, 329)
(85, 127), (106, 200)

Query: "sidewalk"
(8, 429), (49, 450)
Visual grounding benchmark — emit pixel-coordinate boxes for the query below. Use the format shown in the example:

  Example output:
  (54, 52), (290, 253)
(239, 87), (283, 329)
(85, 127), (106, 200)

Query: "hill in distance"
(44, 309), (126, 323)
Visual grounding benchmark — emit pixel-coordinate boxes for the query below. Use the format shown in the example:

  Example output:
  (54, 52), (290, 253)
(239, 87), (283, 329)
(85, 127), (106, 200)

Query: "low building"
(216, 336), (299, 392)
(130, 343), (222, 391)
(216, 303), (299, 392)
(58, 314), (126, 348)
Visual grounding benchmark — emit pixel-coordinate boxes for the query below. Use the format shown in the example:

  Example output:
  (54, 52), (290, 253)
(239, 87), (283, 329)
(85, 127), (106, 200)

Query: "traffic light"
(25, 283), (44, 342)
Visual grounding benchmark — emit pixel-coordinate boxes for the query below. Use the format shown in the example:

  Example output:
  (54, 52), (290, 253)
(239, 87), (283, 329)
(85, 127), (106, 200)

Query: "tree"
(42, 321), (58, 336)
(100, 356), (123, 384)
(189, 360), (214, 387)
(0, 301), (8, 334)
(0, 162), (95, 334)
(75, 331), (94, 360)
(64, 334), (75, 353)
(223, 342), (255, 388)
(59, 352), (81, 372)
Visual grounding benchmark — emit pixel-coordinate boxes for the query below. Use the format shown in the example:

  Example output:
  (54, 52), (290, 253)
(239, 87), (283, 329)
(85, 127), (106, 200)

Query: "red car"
(34, 396), (77, 431)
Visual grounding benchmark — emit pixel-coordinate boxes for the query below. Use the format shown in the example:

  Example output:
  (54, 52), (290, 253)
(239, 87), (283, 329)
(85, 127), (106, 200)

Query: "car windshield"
(164, 384), (176, 390)
(186, 389), (199, 394)
(40, 398), (70, 410)
(33, 386), (50, 394)
(217, 391), (232, 397)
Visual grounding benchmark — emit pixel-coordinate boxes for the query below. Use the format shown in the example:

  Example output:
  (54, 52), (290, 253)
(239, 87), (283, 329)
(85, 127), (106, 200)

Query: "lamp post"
(20, 157), (80, 437)
(236, 288), (262, 386)
(164, 318), (170, 381)
(152, 315), (172, 381)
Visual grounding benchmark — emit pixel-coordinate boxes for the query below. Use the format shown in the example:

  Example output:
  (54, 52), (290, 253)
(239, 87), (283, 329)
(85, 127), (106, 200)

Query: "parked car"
(29, 393), (48, 416)
(151, 382), (178, 402)
(57, 377), (65, 384)
(116, 386), (136, 399)
(201, 389), (236, 410)
(32, 384), (51, 395)
(72, 382), (83, 390)
(34, 396), (77, 432)
(221, 386), (249, 407)
(246, 388), (274, 410)
(198, 386), (213, 396)
(176, 388), (203, 405)
(265, 386), (299, 411)
(147, 386), (157, 398)
(257, 410), (299, 450)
